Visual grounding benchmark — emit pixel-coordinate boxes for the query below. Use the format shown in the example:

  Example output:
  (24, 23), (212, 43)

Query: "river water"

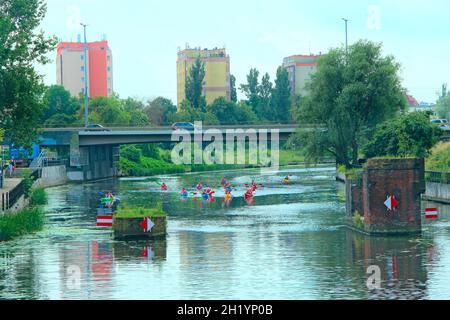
(1, 165), (450, 300)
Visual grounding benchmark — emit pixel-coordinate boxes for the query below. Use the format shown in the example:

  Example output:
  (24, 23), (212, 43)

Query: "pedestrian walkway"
(0, 178), (22, 193)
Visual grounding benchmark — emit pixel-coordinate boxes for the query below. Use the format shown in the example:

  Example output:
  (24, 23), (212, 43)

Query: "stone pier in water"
(346, 158), (425, 235)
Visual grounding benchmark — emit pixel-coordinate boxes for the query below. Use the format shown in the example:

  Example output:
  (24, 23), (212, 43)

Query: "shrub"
(352, 211), (364, 230)
(120, 145), (142, 163)
(30, 188), (48, 206)
(0, 208), (45, 242)
(426, 142), (450, 172)
(21, 169), (35, 198)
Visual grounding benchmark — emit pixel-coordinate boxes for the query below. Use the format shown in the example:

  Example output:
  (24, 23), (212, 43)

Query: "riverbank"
(0, 207), (45, 242)
(118, 149), (311, 177)
(0, 176), (48, 242)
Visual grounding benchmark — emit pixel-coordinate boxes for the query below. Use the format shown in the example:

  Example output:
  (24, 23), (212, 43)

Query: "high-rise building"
(56, 40), (113, 98)
(282, 54), (322, 97)
(177, 47), (230, 107)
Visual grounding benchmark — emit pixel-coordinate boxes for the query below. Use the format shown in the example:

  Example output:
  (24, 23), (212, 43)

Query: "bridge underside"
(40, 128), (297, 181)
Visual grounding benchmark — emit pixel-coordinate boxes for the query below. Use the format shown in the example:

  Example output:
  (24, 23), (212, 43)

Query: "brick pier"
(346, 158), (425, 235)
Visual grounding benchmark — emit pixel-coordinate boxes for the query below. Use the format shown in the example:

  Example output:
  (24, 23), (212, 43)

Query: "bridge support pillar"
(67, 145), (118, 181)
(346, 158), (425, 235)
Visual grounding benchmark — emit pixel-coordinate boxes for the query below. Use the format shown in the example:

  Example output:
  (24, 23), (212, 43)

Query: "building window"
(81, 66), (84, 71)
(107, 67), (111, 72)
(81, 55), (84, 60)
(81, 77), (85, 82)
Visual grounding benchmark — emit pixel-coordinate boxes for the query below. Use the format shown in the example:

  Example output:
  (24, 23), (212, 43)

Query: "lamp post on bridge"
(81, 23), (89, 128)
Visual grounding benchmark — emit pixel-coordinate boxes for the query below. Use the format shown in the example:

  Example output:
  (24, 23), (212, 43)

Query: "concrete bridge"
(39, 125), (301, 181)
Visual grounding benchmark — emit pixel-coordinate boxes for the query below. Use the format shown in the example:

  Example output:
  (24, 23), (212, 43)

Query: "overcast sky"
(36, 0), (450, 104)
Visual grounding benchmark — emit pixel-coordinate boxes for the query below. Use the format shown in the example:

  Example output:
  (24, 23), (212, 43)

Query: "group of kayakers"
(158, 175), (293, 204)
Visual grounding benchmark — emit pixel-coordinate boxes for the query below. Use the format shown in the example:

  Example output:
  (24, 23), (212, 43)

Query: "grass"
(115, 206), (167, 219)
(426, 142), (450, 172)
(0, 207), (45, 242)
(279, 149), (306, 166)
(30, 188), (48, 206)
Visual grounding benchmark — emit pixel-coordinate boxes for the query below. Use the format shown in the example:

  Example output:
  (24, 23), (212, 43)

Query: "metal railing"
(425, 171), (450, 184)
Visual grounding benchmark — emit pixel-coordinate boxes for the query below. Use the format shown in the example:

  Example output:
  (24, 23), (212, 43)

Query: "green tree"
(207, 97), (258, 124)
(294, 40), (406, 167)
(139, 144), (160, 159)
(169, 100), (219, 125)
(239, 68), (260, 116)
(272, 67), (291, 122)
(435, 84), (450, 119)
(185, 56), (206, 111)
(257, 73), (273, 121)
(364, 111), (442, 158)
(0, 0), (57, 148)
(120, 145), (142, 163)
(230, 75), (238, 103)
(145, 97), (177, 126)
(123, 98), (150, 126)
(42, 85), (80, 126)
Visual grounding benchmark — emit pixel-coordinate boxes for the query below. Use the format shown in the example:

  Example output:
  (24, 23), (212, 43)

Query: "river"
(1, 165), (450, 300)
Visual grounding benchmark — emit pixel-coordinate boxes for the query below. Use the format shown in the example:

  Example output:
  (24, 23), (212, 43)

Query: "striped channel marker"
(425, 208), (439, 220)
(96, 215), (113, 227)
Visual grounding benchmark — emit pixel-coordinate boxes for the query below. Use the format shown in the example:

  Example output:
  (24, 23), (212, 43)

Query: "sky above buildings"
(36, 0), (450, 104)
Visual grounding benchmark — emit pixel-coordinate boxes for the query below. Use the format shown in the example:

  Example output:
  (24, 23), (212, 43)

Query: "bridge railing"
(425, 171), (450, 184)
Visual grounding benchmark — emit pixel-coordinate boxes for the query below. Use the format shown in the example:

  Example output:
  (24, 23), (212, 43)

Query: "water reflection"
(1, 165), (450, 299)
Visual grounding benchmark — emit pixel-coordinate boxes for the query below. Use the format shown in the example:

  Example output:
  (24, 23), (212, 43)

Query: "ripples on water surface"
(1, 165), (450, 299)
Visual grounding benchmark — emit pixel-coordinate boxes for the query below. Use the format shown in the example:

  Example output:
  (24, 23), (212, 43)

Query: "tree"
(144, 97), (177, 126)
(272, 67), (291, 122)
(207, 97), (258, 124)
(257, 73), (273, 121)
(230, 75), (238, 103)
(122, 98), (150, 126)
(120, 145), (142, 163)
(0, 0), (57, 148)
(435, 84), (450, 119)
(364, 111), (442, 158)
(42, 85), (79, 126)
(239, 68), (260, 116)
(168, 100), (219, 125)
(294, 40), (406, 167)
(185, 56), (206, 111)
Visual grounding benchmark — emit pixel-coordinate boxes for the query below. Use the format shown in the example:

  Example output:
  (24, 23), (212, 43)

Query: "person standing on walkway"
(7, 161), (13, 178)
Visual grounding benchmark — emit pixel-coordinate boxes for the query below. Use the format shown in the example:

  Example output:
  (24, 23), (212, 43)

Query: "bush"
(364, 111), (442, 158)
(30, 188), (48, 206)
(21, 169), (35, 199)
(0, 207), (45, 242)
(352, 211), (364, 230)
(120, 145), (142, 162)
(426, 142), (450, 172)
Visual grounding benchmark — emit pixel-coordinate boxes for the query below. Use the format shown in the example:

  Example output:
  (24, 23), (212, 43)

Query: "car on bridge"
(431, 119), (450, 131)
(171, 122), (195, 131)
(85, 124), (111, 132)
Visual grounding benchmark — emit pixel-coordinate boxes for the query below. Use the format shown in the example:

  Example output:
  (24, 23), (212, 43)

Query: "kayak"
(224, 194), (232, 201)
(283, 179), (289, 184)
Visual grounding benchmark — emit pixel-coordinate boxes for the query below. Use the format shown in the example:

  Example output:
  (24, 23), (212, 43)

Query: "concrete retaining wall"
(424, 182), (450, 203)
(34, 165), (67, 188)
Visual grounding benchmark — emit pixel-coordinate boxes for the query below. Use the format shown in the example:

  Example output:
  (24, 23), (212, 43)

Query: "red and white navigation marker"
(140, 217), (155, 233)
(425, 208), (439, 220)
(96, 215), (113, 227)
(384, 195), (399, 211)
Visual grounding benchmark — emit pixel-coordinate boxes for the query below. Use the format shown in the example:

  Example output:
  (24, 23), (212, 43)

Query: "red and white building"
(56, 40), (113, 98)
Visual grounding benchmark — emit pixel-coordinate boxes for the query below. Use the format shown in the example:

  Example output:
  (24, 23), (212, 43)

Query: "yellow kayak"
(283, 179), (289, 185)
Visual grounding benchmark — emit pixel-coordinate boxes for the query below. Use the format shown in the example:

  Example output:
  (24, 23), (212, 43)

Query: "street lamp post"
(81, 23), (89, 128)
(342, 18), (349, 55)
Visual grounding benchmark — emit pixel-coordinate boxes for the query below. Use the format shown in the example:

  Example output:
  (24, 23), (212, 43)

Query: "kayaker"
(161, 183), (168, 191)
